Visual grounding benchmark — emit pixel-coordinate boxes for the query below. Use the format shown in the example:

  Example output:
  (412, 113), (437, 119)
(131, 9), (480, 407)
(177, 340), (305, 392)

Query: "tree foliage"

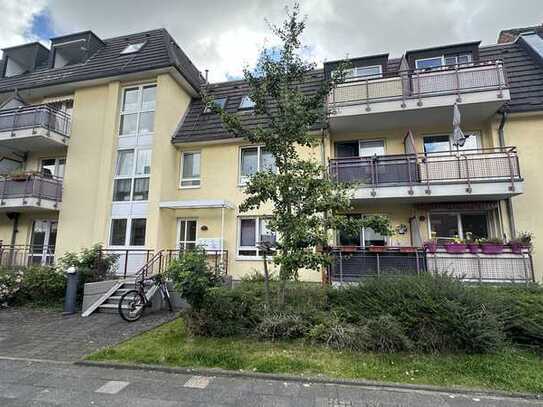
(204, 4), (392, 281)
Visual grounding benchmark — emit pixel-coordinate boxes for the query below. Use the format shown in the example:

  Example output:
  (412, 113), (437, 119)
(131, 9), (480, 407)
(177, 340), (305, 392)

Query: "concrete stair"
(96, 279), (154, 314)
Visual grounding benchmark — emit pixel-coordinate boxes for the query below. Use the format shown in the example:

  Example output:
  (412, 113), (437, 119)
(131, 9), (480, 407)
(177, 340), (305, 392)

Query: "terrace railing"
(329, 60), (506, 110)
(0, 243), (56, 267)
(0, 104), (71, 137)
(0, 174), (63, 206)
(329, 147), (521, 195)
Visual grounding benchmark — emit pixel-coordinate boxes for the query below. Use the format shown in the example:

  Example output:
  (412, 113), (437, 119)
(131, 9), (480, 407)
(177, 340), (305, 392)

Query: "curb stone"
(76, 359), (542, 401)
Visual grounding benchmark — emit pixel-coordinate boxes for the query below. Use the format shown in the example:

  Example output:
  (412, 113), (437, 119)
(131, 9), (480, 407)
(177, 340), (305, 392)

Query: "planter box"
(368, 245), (386, 253)
(467, 243), (480, 254)
(424, 242), (437, 253)
(340, 245), (359, 253)
(445, 243), (467, 254)
(481, 243), (504, 255)
(400, 247), (417, 253)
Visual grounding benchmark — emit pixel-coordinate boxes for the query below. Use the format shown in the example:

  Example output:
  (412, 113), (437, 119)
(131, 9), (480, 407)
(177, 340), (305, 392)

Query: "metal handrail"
(0, 173), (63, 203)
(0, 104), (72, 137)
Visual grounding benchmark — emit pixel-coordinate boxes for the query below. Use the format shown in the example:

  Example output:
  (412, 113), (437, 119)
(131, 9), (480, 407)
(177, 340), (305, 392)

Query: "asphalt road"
(0, 358), (541, 407)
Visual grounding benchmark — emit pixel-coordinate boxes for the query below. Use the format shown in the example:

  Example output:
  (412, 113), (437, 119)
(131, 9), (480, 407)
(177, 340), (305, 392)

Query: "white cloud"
(0, 0), (47, 56)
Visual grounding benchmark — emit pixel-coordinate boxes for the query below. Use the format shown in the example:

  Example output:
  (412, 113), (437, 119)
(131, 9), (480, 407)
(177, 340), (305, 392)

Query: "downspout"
(498, 110), (516, 238)
(6, 212), (19, 266)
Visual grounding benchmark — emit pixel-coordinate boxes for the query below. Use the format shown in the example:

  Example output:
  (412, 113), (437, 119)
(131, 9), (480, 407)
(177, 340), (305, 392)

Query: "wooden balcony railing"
(0, 104), (71, 137)
(329, 60), (506, 110)
(0, 174), (63, 206)
(329, 147), (521, 195)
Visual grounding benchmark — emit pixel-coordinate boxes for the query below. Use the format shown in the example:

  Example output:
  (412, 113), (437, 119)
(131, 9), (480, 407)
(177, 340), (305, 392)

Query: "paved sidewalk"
(0, 358), (540, 407)
(0, 308), (176, 361)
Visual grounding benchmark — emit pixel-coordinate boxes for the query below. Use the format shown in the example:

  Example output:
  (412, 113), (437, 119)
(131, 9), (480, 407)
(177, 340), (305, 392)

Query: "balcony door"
(40, 158), (65, 178)
(423, 133), (480, 155)
(429, 212), (489, 243)
(29, 220), (57, 265)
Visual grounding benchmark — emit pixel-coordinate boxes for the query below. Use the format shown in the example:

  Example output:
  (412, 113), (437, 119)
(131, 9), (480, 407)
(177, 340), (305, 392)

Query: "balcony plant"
(465, 232), (480, 254)
(368, 245), (386, 253)
(7, 170), (40, 182)
(399, 246), (417, 253)
(508, 231), (534, 254)
(423, 239), (438, 253)
(444, 236), (467, 254)
(340, 245), (359, 253)
(479, 237), (505, 255)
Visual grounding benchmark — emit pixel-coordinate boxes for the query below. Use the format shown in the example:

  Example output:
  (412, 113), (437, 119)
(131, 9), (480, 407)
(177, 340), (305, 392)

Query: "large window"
(239, 146), (276, 184)
(423, 133), (480, 154)
(345, 65), (382, 80)
(177, 219), (197, 250)
(113, 148), (151, 201)
(119, 84), (156, 137)
(238, 217), (275, 257)
(429, 212), (488, 241)
(40, 157), (65, 178)
(335, 140), (385, 158)
(110, 218), (147, 247)
(338, 214), (387, 247)
(180, 151), (201, 187)
(415, 54), (472, 70)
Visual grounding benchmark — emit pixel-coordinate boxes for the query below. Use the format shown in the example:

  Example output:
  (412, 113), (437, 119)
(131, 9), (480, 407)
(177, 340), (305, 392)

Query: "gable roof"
(0, 28), (204, 95)
(173, 70), (325, 143)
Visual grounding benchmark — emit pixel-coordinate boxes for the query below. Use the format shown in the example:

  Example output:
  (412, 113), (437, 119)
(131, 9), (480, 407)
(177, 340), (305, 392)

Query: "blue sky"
(28, 9), (56, 40)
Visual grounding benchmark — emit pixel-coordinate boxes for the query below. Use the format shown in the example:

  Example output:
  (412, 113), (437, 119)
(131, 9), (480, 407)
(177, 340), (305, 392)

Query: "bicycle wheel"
(118, 290), (145, 322)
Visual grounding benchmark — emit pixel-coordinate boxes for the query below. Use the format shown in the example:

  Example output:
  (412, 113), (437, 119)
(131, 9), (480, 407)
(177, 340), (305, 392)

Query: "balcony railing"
(0, 104), (71, 137)
(329, 61), (507, 109)
(329, 147), (521, 194)
(0, 173), (63, 207)
(0, 244), (56, 267)
(328, 246), (534, 284)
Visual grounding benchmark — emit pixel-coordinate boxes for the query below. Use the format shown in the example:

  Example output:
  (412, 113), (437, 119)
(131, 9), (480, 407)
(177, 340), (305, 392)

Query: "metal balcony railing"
(329, 147), (521, 195)
(329, 61), (507, 110)
(0, 243), (56, 267)
(0, 173), (63, 206)
(0, 104), (71, 137)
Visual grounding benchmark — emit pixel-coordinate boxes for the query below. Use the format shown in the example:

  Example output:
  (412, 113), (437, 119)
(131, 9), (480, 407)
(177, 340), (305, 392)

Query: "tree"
(204, 4), (392, 285)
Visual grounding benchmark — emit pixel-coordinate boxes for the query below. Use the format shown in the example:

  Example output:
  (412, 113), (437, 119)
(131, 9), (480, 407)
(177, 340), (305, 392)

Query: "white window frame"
(423, 132), (481, 154)
(204, 97), (227, 113)
(176, 218), (198, 250)
(416, 54), (472, 70)
(119, 83), (157, 138)
(237, 216), (274, 259)
(40, 157), (66, 178)
(239, 145), (275, 185)
(180, 151), (201, 188)
(113, 147), (152, 202)
(427, 211), (490, 241)
(239, 95), (255, 110)
(358, 139), (385, 157)
(109, 217), (147, 248)
(120, 42), (146, 55)
(337, 214), (389, 248)
(344, 65), (383, 81)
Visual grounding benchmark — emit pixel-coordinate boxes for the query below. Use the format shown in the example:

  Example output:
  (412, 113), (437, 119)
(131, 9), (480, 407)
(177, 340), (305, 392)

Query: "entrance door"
(29, 220), (57, 265)
(177, 219), (197, 250)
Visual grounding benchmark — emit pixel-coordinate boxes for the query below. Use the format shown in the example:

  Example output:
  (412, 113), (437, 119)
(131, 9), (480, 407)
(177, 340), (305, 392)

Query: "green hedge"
(184, 274), (543, 354)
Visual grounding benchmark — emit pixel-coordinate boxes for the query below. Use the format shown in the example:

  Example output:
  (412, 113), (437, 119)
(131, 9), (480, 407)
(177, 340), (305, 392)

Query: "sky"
(0, 0), (542, 82)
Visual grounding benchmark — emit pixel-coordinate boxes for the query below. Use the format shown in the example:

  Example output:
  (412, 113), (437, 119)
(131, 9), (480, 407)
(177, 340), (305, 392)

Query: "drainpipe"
(498, 110), (516, 238)
(6, 212), (19, 266)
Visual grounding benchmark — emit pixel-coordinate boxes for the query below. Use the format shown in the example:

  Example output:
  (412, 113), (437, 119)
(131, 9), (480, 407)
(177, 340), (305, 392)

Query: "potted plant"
(368, 245), (386, 253)
(444, 236), (467, 254)
(465, 232), (480, 254)
(340, 245), (359, 253)
(424, 240), (438, 253)
(400, 246), (417, 253)
(480, 237), (505, 254)
(508, 231), (533, 254)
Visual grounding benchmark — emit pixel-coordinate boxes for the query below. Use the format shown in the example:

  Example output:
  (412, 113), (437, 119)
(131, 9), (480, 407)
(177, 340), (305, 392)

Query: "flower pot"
(340, 245), (358, 253)
(481, 243), (504, 255)
(467, 243), (480, 254)
(424, 242), (437, 253)
(445, 243), (467, 254)
(400, 246), (417, 253)
(509, 242), (523, 254)
(368, 245), (386, 253)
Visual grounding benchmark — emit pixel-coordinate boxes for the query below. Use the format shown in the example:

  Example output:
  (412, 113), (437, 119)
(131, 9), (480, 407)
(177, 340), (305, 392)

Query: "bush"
(16, 266), (66, 306)
(254, 312), (309, 340)
(0, 267), (23, 306)
(366, 315), (413, 353)
(308, 314), (371, 351)
(166, 247), (222, 310)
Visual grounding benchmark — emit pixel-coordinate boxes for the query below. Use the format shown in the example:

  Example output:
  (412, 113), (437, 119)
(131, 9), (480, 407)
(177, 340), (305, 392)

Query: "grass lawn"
(88, 318), (543, 394)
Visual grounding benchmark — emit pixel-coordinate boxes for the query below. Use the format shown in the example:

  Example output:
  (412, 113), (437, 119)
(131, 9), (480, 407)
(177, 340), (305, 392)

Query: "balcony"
(328, 246), (534, 284)
(0, 105), (71, 151)
(328, 61), (509, 132)
(329, 147), (523, 202)
(0, 173), (63, 211)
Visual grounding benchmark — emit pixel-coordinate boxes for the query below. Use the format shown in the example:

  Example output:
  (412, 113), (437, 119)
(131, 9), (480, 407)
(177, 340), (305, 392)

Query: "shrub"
(308, 314), (371, 351)
(0, 267), (23, 306)
(185, 287), (257, 337)
(166, 247), (222, 310)
(16, 266), (66, 306)
(366, 315), (413, 353)
(254, 312), (309, 340)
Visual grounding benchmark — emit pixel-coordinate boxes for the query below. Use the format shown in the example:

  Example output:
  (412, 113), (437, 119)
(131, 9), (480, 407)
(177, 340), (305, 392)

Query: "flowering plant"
(0, 268), (24, 307)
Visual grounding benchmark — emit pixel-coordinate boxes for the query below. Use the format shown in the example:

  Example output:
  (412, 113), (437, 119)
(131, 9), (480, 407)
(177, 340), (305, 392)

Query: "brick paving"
(0, 307), (176, 361)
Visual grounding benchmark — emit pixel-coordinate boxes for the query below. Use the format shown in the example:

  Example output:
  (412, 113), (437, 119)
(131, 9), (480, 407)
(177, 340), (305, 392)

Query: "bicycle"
(118, 273), (173, 322)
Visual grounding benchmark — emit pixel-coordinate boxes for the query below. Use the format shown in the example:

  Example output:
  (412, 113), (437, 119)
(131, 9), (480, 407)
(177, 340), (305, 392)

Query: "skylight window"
(121, 42), (146, 55)
(203, 97), (227, 113)
(239, 95), (255, 110)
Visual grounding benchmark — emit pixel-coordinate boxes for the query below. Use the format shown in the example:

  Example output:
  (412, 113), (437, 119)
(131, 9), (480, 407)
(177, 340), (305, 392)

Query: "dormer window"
(239, 95), (255, 110)
(52, 40), (86, 68)
(345, 65), (383, 80)
(415, 53), (472, 70)
(121, 42), (146, 55)
(203, 97), (227, 113)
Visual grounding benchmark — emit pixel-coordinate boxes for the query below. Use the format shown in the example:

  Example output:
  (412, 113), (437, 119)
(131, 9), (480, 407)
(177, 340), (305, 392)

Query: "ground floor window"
(177, 219), (197, 250)
(238, 217), (274, 257)
(109, 217), (147, 247)
(429, 212), (488, 241)
(29, 220), (57, 265)
(338, 214), (387, 247)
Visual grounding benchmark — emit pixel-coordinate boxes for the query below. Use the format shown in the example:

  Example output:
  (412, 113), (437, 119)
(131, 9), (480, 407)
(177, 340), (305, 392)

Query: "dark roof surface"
(173, 70), (325, 143)
(0, 29), (204, 94)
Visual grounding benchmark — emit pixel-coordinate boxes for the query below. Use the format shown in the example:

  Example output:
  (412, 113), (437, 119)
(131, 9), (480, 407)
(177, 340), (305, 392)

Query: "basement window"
(121, 42), (146, 55)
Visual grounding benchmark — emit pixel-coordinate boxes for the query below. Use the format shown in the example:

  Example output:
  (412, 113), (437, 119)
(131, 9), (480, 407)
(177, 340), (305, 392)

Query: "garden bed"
(88, 318), (543, 394)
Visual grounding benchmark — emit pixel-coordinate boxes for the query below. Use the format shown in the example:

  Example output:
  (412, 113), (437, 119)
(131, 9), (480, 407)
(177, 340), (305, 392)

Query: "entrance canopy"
(159, 200), (234, 210)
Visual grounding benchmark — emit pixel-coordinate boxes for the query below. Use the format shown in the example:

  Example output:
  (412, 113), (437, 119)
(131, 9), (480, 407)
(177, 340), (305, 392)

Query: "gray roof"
(0, 29), (204, 95)
(173, 70), (325, 143)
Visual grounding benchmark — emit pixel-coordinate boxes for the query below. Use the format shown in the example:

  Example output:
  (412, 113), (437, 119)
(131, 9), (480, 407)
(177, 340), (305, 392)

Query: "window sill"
(179, 185), (201, 190)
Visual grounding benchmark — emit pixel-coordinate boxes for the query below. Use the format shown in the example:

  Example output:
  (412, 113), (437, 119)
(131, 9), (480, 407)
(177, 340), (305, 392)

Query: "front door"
(29, 220), (57, 265)
(177, 219), (197, 251)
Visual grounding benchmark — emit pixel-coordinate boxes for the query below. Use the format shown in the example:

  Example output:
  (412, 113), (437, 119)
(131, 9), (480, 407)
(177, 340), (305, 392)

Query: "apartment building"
(0, 25), (541, 283)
